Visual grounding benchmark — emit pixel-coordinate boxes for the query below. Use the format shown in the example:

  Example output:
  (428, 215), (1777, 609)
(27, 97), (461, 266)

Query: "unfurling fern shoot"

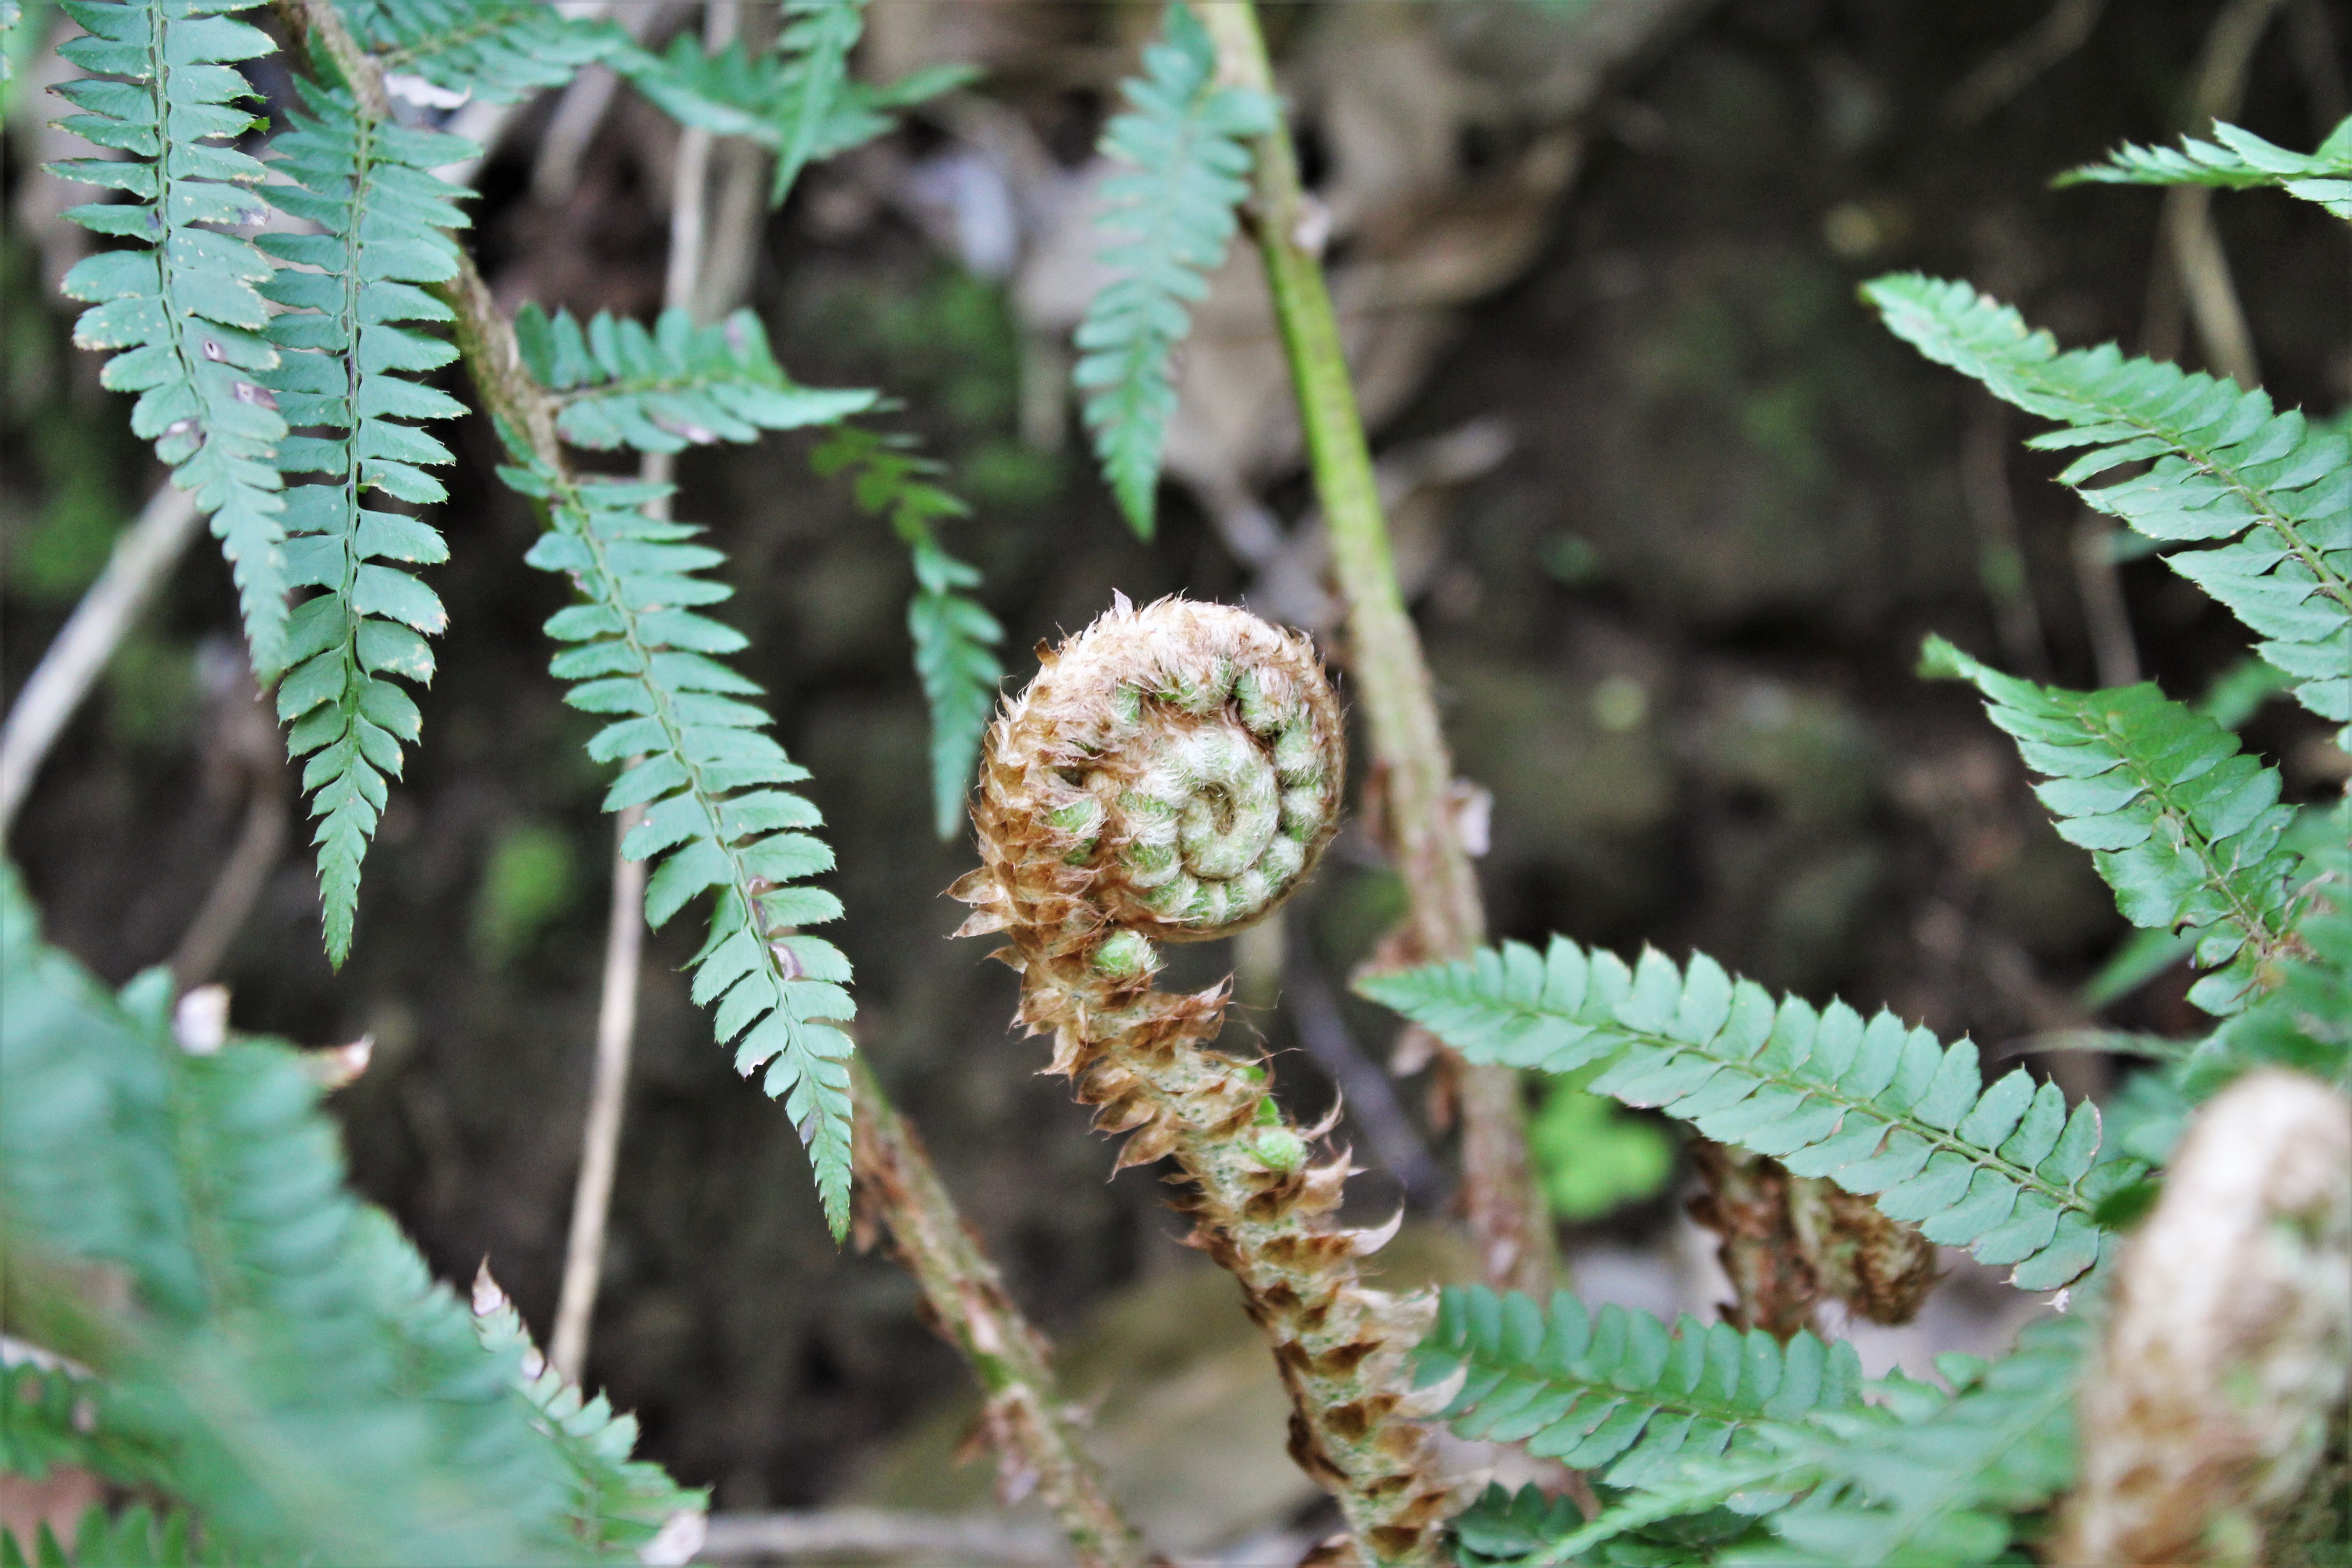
(952, 597), (1451, 1566)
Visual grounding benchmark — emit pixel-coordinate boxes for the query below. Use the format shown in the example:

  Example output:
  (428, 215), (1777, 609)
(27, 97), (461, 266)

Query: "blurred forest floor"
(3, 0), (2348, 1545)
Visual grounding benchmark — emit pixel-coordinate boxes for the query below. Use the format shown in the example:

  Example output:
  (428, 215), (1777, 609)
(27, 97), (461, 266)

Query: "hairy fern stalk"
(954, 597), (1453, 1565)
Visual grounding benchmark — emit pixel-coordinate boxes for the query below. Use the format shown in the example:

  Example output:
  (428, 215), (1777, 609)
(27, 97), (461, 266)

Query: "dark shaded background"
(4, 0), (2346, 1514)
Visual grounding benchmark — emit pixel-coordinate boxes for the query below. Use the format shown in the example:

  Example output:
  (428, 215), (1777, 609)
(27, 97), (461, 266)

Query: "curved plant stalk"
(1192, 1), (1553, 1297)
(851, 1059), (1159, 1568)
(953, 597), (1452, 1566)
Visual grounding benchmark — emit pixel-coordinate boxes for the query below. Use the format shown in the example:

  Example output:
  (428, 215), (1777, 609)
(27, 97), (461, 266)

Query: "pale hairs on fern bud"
(2055, 1070), (2352, 1566)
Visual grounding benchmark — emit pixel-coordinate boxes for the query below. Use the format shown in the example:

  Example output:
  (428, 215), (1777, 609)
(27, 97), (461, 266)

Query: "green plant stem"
(273, 7), (1155, 1559)
(851, 1059), (1160, 1568)
(1196, 0), (1554, 1296)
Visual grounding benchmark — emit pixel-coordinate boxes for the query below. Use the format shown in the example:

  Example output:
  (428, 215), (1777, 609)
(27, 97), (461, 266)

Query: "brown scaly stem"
(954, 598), (1453, 1567)
(269, 8), (1155, 1560)
(851, 1058), (1161, 1568)
(1193, 0), (1553, 1298)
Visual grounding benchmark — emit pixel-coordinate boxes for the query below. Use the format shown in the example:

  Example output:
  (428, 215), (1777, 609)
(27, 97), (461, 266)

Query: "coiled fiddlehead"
(954, 597), (1451, 1568)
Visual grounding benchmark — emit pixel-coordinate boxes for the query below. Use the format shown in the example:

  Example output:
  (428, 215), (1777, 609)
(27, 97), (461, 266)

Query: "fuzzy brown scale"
(953, 598), (1453, 1568)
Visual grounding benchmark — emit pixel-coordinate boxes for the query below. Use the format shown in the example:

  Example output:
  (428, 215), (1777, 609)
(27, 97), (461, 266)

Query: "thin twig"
(170, 775), (287, 990)
(1945, 0), (2108, 125)
(1197, 0), (1555, 1298)
(851, 1061), (1160, 1568)
(550, 0), (740, 1388)
(702, 1506), (1072, 1566)
(1961, 399), (2050, 680)
(0, 483), (203, 840)
(2149, 0), (2283, 391)
(2072, 515), (2141, 689)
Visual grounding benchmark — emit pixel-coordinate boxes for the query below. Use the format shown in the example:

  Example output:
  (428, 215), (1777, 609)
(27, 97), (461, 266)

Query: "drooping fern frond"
(515, 304), (875, 453)
(1866, 275), (2352, 734)
(811, 425), (1004, 839)
(257, 83), (470, 966)
(1361, 940), (2132, 1289)
(468, 1269), (706, 1556)
(1728, 1315), (2091, 1567)
(2059, 114), (2352, 222)
(503, 445), (858, 1236)
(1921, 637), (2310, 1015)
(0, 864), (679, 1563)
(1418, 1285), (1867, 1483)
(52, 0), (290, 672)
(1077, 1), (1276, 539)
(2181, 816), (2351, 1096)
(613, 11), (970, 210)
(341, 0), (626, 105)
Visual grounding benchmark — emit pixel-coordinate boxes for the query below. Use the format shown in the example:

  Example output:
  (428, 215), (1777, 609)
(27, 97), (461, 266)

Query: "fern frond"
(2060, 115), (2352, 221)
(810, 426), (1004, 839)
(52, 0), (290, 672)
(2182, 816), (2351, 1095)
(1361, 940), (2133, 1289)
(0, 865), (663, 1563)
(1866, 275), (2352, 733)
(1921, 637), (2309, 1015)
(468, 1273), (706, 1554)
(613, 20), (970, 207)
(1418, 1286), (1866, 1483)
(255, 82), (470, 967)
(1076, 1), (1276, 539)
(0, 1362), (172, 1492)
(1729, 1316), (2090, 1567)
(516, 304), (874, 454)
(503, 446), (858, 1236)
(342, 0), (625, 105)
(2, 1507), (218, 1568)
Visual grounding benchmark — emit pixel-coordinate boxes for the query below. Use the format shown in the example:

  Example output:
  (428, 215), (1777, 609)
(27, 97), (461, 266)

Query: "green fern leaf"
(2181, 812), (2351, 1095)
(612, 11), (969, 207)
(1867, 275), (2352, 734)
(1728, 1316), (2089, 1567)
(2060, 114), (2352, 221)
(342, 0), (626, 105)
(467, 1276), (706, 1553)
(52, 0), (291, 673)
(0, 864), (663, 1564)
(505, 447), (858, 1236)
(811, 425), (1004, 839)
(0, 1362), (173, 1493)
(517, 304), (875, 454)
(1921, 637), (2312, 1015)
(255, 82), (470, 967)
(1077, 1), (1277, 539)
(1361, 940), (2137, 1289)
(4, 1506), (221, 1568)
(1419, 1286), (1866, 1484)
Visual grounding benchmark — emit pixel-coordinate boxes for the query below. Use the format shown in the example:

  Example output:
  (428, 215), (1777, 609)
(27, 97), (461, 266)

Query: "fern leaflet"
(2181, 815), (2351, 1095)
(1361, 939), (2133, 1289)
(1921, 637), (2309, 1015)
(1077, 1), (1276, 539)
(2060, 114), (2352, 221)
(0, 865), (655, 1563)
(342, 0), (626, 105)
(614, 11), (969, 208)
(811, 426), (1004, 839)
(503, 445), (858, 1236)
(1, 1507), (220, 1567)
(256, 82), (470, 966)
(1728, 1317), (2089, 1567)
(516, 303), (875, 453)
(1867, 275), (2351, 734)
(1419, 1286), (1865, 1483)
(469, 1271), (706, 1554)
(53, 0), (290, 672)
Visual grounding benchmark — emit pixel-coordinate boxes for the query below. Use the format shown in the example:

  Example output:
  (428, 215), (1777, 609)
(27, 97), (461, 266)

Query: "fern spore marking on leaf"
(54, 0), (292, 673)
(509, 445), (858, 1236)
(1077, 2), (1278, 539)
(257, 80), (471, 967)
(1921, 636), (2310, 1016)
(1866, 274), (2352, 735)
(1362, 937), (2133, 1290)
